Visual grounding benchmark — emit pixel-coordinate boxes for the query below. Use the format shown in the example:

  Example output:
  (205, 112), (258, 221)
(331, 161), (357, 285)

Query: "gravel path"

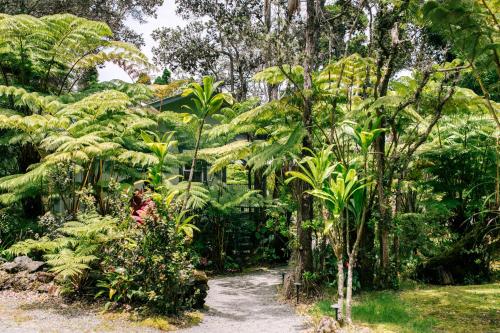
(179, 268), (308, 333)
(0, 268), (308, 333)
(0, 290), (161, 333)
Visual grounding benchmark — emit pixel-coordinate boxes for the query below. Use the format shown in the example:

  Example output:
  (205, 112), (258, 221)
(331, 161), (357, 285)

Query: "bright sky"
(98, 1), (185, 82)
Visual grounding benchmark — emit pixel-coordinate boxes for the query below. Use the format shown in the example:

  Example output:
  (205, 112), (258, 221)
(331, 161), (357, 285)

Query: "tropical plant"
(140, 131), (178, 188)
(0, 13), (150, 94)
(180, 76), (233, 209)
(287, 146), (369, 323)
(7, 213), (122, 291)
(0, 13), (154, 219)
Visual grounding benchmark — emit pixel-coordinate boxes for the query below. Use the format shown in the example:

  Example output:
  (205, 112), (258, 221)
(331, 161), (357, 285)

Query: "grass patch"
(309, 282), (500, 333)
(352, 292), (435, 333)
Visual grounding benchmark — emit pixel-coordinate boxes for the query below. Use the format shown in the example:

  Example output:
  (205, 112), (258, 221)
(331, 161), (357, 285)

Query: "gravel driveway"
(0, 268), (308, 333)
(179, 268), (308, 333)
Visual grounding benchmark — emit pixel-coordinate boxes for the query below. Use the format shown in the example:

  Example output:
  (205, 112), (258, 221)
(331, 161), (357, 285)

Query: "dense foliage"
(0, 0), (498, 326)
(0, 13), (205, 315)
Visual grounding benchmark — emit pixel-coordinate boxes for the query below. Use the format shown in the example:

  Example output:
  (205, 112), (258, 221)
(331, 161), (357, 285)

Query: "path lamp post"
(294, 282), (302, 304)
(331, 303), (340, 321)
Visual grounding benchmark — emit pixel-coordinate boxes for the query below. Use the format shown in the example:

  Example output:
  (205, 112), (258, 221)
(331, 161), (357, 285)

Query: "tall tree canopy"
(152, 0), (266, 100)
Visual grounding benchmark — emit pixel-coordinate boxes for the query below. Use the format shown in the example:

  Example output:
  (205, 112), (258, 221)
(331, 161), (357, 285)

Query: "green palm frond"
(0, 164), (48, 204)
(117, 150), (159, 167)
(0, 86), (63, 114)
(248, 124), (304, 174)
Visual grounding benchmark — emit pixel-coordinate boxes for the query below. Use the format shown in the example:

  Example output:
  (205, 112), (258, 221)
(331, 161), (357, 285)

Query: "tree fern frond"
(0, 164), (48, 194)
(117, 150), (159, 167)
(6, 237), (61, 256)
(0, 85), (63, 114)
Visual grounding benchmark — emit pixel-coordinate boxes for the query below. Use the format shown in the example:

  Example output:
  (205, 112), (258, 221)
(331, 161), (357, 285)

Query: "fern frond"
(117, 150), (159, 167)
(6, 237), (61, 256)
(45, 248), (97, 279)
(0, 85), (63, 114)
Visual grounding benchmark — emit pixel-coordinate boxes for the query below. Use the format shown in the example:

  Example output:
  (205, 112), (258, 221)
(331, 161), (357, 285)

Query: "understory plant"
(7, 192), (203, 313)
(98, 194), (202, 313)
(7, 212), (123, 292)
(287, 145), (370, 324)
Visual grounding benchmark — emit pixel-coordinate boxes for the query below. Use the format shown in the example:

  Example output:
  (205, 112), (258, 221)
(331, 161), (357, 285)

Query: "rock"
(36, 272), (55, 283)
(25, 260), (45, 273)
(15, 256), (45, 273)
(47, 283), (60, 296)
(9, 271), (32, 291)
(13, 255), (32, 266)
(0, 270), (11, 289)
(0, 262), (54, 293)
(1, 256), (45, 273)
(37, 283), (50, 293)
(37, 282), (59, 294)
(1, 262), (20, 273)
(316, 316), (341, 333)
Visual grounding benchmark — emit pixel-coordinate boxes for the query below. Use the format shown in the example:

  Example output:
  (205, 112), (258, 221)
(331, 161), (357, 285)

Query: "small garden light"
(281, 271), (285, 285)
(331, 303), (340, 321)
(294, 282), (302, 304)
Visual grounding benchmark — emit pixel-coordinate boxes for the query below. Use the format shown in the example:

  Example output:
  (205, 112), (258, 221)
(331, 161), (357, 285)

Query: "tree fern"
(6, 213), (121, 286)
(0, 14), (151, 93)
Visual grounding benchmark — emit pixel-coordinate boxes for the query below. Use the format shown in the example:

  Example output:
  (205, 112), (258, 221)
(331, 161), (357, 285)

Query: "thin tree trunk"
(345, 204), (367, 323)
(336, 251), (345, 323)
(394, 175), (403, 271)
(183, 118), (205, 211)
(346, 259), (353, 324)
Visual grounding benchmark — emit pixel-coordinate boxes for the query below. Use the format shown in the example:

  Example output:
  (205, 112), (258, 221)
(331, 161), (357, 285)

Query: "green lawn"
(309, 283), (500, 332)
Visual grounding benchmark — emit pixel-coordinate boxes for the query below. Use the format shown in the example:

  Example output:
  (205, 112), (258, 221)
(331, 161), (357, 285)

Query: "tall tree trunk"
(297, 184), (314, 274)
(346, 204), (368, 324)
(394, 175), (403, 272)
(358, 218), (375, 289)
(282, 0), (323, 298)
(295, 0), (318, 279)
(375, 127), (391, 286)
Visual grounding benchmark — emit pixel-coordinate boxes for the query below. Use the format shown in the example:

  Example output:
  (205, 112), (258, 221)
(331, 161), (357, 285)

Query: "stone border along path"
(179, 268), (308, 333)
(0, 268), (308, 333)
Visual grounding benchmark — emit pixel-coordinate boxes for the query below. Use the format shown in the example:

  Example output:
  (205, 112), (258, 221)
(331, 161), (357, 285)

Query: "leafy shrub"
(6, 190), (204, 314)
(99, 201), (201, 314)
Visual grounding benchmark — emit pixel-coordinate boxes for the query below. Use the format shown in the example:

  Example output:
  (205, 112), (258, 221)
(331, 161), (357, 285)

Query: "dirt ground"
(0, 268), (308, 333)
